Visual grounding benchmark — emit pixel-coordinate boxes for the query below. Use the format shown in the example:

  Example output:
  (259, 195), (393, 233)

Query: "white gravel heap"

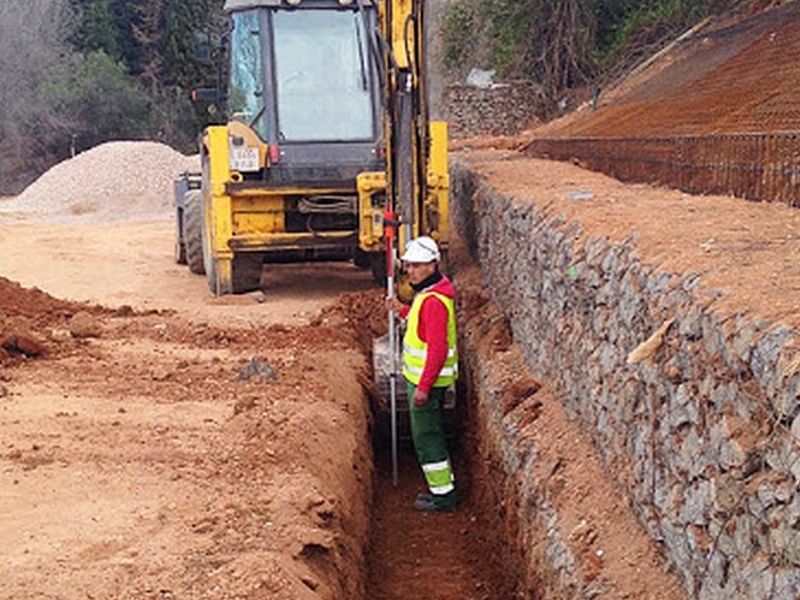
(0, 141), (198, 223)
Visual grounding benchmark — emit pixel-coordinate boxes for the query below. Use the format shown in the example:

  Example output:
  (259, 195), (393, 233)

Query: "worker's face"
(405, 261), (436, 284)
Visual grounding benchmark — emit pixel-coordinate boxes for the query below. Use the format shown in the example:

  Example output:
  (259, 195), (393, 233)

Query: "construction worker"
(387, 236), (458, 512)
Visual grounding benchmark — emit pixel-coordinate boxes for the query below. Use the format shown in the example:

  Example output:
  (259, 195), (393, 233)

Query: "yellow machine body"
(178, 0), (450, 295)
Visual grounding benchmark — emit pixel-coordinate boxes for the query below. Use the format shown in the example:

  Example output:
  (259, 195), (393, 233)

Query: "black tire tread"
(184, 190), (205, 275)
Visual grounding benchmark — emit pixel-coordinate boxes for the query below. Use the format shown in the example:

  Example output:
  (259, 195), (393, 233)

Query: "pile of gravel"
(0, 141), (198, 223)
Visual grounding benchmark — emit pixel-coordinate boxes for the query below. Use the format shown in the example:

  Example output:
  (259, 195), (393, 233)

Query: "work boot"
(413, 491), (457, 512)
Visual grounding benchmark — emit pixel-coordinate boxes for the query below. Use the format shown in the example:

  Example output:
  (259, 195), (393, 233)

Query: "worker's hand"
(385, 296), (404, 314)
(413, 388), (429, 407)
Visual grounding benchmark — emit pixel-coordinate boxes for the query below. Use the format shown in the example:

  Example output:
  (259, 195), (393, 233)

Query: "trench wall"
(458, 303), (585, 599)
(451, 160), (800, 599)
(457, 288), (685, 598)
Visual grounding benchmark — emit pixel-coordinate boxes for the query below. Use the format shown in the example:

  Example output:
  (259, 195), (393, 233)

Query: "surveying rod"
(384, 208), (399, 487)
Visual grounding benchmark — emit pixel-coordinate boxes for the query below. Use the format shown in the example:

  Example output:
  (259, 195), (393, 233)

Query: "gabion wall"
(445, 83), (545, 138)
(452, 161), (800, 599)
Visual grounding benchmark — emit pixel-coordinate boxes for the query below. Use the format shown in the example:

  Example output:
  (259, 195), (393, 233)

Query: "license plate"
(229, 147), (260, 172)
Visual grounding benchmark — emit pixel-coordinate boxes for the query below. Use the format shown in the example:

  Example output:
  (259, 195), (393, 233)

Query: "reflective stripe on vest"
(402, 289), (458, 388)
(422, 459), (455, 495)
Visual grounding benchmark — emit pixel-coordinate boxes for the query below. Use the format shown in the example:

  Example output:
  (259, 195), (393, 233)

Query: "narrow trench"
(364, 386), (522, 599)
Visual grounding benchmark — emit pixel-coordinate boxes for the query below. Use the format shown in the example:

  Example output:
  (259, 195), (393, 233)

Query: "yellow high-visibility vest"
(402, 290), (458, 388)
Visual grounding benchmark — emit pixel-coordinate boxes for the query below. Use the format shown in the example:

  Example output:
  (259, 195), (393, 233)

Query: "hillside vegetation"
(0, 0), (768, 193)
(0, 0), (222, 194)
(443, 0), (748, 112)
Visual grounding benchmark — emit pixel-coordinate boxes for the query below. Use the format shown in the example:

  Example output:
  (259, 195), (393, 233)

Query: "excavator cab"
(226, 2), (384, 185)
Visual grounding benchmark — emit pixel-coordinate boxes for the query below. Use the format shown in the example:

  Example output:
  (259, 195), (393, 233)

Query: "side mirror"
(191, 88), (223, 122)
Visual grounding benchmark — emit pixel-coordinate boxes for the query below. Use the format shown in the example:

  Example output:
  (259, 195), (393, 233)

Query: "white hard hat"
(401, 236), (441, 263)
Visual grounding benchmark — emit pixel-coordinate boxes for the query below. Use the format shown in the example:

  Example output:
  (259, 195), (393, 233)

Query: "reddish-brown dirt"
(0, 276), (81, 320)
(1, 301), (375, 598)
(0, 210), (519, 598)
(458, 151), (800, 334)
(0, 277), (101, 364)
(324, 279), (521, 599)
(533, 1), (800, 139)
(0, 212), (379, 597)
(366, 443), (521, 600)
(454, 257), (685, 599)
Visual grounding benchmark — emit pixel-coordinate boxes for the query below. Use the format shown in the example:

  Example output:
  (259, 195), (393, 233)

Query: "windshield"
(229, 10), (267, 138)
(273, 10), (373, 142)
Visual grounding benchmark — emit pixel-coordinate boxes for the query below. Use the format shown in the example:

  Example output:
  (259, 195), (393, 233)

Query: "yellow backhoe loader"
(174, 0), (449, 296)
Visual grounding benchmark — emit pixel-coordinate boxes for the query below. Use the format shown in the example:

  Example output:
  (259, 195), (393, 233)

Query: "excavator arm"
(355, 0), (449, 265)
(363, 0), (451, 486)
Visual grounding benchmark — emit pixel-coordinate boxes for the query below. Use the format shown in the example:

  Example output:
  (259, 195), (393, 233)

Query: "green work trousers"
(407, 381), (456, 498)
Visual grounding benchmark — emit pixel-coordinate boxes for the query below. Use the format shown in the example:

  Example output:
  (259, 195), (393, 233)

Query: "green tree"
(71, 0), (120, 58)
(27, 50), (156, 151)
(69, 0), (223, 149)
(70, 0), (144, 69)
(161, 0), (223, 89)
(130, 0), (223, 147)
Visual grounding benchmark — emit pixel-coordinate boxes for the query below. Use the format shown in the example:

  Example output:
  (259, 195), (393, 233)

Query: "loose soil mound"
(0, 277), (77, 320)
(0, 304), (374, 598)
(0, 141), (197, 223)
(311, 289), (387, 354)
(0, 277), (94, 364)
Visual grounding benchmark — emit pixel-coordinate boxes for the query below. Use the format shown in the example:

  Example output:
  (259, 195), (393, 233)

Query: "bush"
(442, 1), (478, 74)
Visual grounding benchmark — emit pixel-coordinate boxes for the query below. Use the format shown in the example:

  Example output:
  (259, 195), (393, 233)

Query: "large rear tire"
(354, 248), (371, 269)
(184, 190), (205, 275)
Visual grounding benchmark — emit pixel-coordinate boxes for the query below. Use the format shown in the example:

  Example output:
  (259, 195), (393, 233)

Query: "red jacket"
(400, 275), (455, 393)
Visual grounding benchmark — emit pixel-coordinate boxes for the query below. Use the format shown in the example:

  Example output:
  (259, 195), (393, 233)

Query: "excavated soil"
(0, 277), (104, 365)
(0, 201), (379, 597)
(1, 292), (375, 598)
(453, 253), (686, 599)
